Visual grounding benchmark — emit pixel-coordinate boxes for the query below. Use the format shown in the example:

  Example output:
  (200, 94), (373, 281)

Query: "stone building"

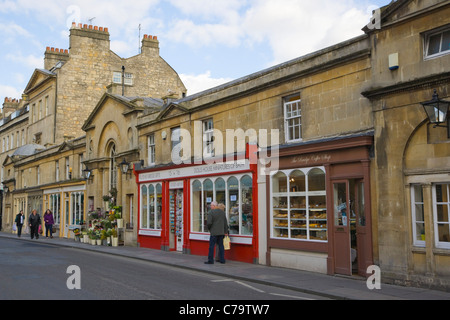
(1, 23), (186, 241)
(362, 0), (450, 289)
(1, 0), (449, 290)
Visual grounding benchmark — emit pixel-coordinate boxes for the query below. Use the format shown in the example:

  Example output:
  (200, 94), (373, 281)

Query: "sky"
(0, 0), (392, 102)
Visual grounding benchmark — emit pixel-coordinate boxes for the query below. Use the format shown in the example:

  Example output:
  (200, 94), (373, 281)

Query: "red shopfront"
(135, 159), (258, 264)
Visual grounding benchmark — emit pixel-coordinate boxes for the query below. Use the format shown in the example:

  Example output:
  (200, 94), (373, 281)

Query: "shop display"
(272, 168), (327, 241)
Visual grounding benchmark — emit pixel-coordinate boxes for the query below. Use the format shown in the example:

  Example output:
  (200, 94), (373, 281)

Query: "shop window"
(271, 167), (327, 241)
(411, 185), (426, 246)
(192, 180), (203, 232)
(71, 192), (84, 225)
(191, 174), (253, 236)
(49, 193), (61, 225)
(228, 177), (239, 234)
(140, 183), (162, 230)
(433, 183), (450, 249)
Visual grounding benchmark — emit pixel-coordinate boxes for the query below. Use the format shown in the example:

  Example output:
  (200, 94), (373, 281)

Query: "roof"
(11, 143), (46, 158)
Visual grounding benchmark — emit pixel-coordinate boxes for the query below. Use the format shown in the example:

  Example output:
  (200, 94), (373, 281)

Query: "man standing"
(14, 210), (25, 237)
(205, 201), (228, 264)
(28, 210), (41, 239)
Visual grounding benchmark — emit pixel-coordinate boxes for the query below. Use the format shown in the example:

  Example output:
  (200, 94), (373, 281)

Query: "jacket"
(206, 209), (229, 236)
(15, 214), (24, 226)
(44, 213), (54, 225)
(28, 213), (41, 226)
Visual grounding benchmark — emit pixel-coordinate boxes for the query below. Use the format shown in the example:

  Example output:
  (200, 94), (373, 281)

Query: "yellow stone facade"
(1, 0), (449, 290)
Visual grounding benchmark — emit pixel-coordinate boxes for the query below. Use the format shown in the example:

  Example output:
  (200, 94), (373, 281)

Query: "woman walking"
(44, 209), (55, 238)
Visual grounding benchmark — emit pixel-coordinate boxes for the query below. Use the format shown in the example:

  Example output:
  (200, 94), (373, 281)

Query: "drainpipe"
(122, 66), (125, 96)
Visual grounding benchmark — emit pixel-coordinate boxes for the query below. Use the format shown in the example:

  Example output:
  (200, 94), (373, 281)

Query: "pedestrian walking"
(205, 201), (229, 264)
(28, 209), (41, 239)
(44, 209), (55, 238)
(14, 210), (25, 237)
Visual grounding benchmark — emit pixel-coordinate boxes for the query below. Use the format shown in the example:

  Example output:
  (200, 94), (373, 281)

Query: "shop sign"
(291, 154), (332, 166)
(139, 160), (250, 182)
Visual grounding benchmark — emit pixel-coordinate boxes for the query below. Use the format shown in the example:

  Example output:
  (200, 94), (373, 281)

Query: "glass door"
(333, 181), (351, 275)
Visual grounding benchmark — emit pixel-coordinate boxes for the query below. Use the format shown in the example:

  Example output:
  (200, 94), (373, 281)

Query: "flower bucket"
(112, 237), (119, 247)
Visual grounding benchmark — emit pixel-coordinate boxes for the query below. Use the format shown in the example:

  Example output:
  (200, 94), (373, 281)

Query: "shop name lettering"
(193, 162), (246, 174)
(291, 154), (331, 165)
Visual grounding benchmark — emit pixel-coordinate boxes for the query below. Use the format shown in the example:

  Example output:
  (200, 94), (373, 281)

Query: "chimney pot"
(83, 24), (87, 29)
(51, 47), (55, 52)
(144, 34), (148, 39)
(153, 36), (158, 40)
(94, 26), (98, 30)
(78, 23), (82, 28)
(89, 25), (93, 29)
(46, 46), (50, 51)
(104, 27), (108, 33)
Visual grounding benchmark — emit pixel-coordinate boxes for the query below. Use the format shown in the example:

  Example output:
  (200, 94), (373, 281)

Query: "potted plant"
(111, 228), (118, 247)
(114, 206), (123, 228)
(73, 228), (81, 242)
(82, 231), (89, 243)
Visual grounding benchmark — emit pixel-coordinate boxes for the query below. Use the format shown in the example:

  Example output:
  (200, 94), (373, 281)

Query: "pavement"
(1, 231), (449, 300)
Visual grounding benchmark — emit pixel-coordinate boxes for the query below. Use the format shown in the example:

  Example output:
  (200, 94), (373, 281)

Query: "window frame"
(283, 94), (302, 143)
(411, 184), (426, 247)
(203, 118), (214, 158)
(148, 134), (156, 166)
(424, 26), (450, 60)
(432, 183), (450, 249)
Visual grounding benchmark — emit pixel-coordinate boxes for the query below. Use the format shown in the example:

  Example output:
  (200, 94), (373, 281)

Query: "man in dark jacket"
(14, 210), (25, 237)
(28, 210), (41, 239)
(205, 201), (228, 264)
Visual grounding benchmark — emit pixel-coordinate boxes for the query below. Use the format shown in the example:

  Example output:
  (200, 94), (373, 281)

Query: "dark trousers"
(45, 224), (53, 237)
(30, 224), (39, 239)
(17, 224), (23, 237)
(208, 235), (225, 263)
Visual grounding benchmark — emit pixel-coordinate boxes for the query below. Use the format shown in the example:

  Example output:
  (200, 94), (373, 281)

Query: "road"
(0, 238), (329, 301)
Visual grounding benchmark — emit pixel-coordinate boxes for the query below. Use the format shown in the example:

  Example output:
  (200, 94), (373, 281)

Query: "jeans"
(208, 235), (225, 263)
(17, 224), (23, 237)
(45, 224), (53, 237)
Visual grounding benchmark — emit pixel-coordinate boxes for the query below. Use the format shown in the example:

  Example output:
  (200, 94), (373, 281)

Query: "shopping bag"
(12, 223), (17, 232)
(223, 236), (231, 250)
(38, 225), (42, 234)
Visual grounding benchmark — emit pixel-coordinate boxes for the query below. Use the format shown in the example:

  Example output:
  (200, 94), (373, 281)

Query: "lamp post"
(421, 89), (450, 128)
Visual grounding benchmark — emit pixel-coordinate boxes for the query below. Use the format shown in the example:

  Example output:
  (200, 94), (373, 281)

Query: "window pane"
(289, 170), (305, 193)
(428, 33), (441, 55)
(215, 178), (226, 207)
(192, 180), (202, 232)
(141, 185), (148, 228)
(272, 171), (287, 193)
(309, 168), (326, 191)
(156, 184), (162, 229)
(241, 175), (253, 235)
(149, 184), (155, 229)
(441, 30), (450, 52)
(228, 177), (239, 235)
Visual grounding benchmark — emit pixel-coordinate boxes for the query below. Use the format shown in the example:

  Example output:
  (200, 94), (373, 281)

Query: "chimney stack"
(141, 34), (160, 56)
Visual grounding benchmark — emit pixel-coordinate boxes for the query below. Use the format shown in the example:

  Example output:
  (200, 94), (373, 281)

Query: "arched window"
(109, 143), (117, 191)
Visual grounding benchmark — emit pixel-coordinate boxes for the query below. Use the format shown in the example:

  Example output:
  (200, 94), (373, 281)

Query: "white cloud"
(0, 84), (22, 100)
(242, 0), (372, 66)
(6, 53), (43, 69)
(180, 71), (233, 95)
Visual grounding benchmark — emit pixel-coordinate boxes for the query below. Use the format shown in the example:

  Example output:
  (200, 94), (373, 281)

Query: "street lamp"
(421, 89), (450, 128)
(119, 158), (130, 176)
(82, 165), (92, 180)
